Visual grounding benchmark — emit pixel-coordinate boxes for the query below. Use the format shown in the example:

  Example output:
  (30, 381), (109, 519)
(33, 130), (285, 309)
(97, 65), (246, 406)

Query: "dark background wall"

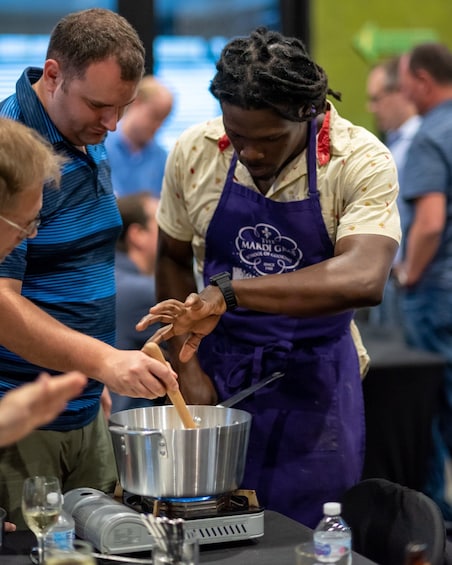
(118, 0), (155, 74)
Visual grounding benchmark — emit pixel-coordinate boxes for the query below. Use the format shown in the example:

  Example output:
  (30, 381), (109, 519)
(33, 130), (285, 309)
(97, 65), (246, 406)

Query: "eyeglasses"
(368, 88), (399, 105)
(0, 213), (41, 239)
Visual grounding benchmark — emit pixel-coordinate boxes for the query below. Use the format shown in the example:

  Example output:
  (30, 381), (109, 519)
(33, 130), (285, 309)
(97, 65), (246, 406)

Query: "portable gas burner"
(124, 489), (264, 546)
(63, 487), (264, 555)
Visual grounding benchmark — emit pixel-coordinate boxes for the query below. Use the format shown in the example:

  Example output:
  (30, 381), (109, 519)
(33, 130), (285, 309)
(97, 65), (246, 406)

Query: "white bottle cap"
(323, 502), (341, 516)
(47, 492), (61, 505)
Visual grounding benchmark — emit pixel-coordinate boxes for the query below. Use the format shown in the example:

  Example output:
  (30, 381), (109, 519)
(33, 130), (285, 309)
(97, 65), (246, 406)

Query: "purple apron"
(200, 122), (365, 527)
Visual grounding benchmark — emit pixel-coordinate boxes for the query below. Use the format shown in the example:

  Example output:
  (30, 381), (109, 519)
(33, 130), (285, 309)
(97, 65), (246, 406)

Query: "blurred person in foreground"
(105, 75), (174, 198)
(365, 56), (421, 326)
(0, 117), (88, 530)
(111, 193), (163, 413)
(0, 9), (177, 529)
(137, 27), (400, 527)
(397, 42), (452, 521)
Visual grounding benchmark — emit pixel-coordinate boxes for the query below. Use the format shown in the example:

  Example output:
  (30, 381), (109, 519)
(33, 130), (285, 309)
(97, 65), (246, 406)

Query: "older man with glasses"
(0, 214), (41, 243)
(0, 117), (89, 530)
(365, 56), (421, 327)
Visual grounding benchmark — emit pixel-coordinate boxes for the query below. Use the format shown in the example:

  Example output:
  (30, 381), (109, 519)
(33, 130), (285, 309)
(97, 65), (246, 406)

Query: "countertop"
(1, 510), (376, 565)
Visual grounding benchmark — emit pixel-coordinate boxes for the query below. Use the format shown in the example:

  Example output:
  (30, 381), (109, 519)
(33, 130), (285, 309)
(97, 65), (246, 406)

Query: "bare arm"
(156, 229), (198, 304)
(395, 193), (445, 287)
(100, 386), (112, 420)
(0, 279), (178, 398)
(141, 232), (398, 360)
(228, 233), (397, 315)
(1, 371), (88, 532)
(139, 229), (218, 404)
(154, 229), (198, 369)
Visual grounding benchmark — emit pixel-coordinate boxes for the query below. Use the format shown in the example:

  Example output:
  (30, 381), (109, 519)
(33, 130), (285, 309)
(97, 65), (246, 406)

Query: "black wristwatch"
(209, 271), (238, 311)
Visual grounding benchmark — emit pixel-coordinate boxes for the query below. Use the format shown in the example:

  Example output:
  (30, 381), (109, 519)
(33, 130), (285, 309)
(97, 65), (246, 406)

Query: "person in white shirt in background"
(365, 56), (421, 326)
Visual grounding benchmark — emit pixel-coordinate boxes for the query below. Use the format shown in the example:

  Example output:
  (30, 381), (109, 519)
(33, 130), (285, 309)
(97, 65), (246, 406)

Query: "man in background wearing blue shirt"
(397, 42), (452, 523)
(366, 56), (421, 326)
(105, 75), (173, 198)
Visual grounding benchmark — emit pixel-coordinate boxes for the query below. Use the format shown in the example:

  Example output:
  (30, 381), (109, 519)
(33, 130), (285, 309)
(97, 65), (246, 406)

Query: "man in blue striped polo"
(0, 8), (178, 529)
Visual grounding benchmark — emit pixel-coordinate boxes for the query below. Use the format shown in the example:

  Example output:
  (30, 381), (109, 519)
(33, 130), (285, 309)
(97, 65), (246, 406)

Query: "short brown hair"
(409, 43), (452, 84)
(46, 8), (145, 83)
(374, 56), (401, 92)
(116, 192), (157, 252)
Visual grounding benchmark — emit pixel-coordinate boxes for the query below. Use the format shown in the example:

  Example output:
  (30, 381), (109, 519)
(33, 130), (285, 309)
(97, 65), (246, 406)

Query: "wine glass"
(21, 476), (62, 565)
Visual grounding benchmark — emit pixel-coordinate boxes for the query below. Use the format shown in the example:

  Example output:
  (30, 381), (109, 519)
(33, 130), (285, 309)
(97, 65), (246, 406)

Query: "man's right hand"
(97, 348), (179, 399)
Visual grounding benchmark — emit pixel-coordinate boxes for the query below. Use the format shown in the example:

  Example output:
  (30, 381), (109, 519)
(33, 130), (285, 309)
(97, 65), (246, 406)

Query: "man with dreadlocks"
(137, 28), (400, 526)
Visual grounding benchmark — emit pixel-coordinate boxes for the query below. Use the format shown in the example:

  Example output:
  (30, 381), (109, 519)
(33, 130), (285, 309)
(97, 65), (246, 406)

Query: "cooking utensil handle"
(141, 341), (197, 429)
(218, 371), (285, 408)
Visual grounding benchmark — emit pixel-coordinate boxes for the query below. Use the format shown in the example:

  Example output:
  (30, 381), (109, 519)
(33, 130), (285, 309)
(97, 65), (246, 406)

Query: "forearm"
(0, 289), (114, 378)
(231, 266), (366, 316)
(156, 250), (198, 368)
(401, 226), (442, 286)
(154, 257), (216, 402)
(228, 236), (396, 316)
(156, 254), (198, 303)
(144, 234), (397, 351)
(398, 192), (446, 286)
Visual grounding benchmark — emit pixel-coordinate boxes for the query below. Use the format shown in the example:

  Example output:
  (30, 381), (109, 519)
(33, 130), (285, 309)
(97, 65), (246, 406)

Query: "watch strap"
(209, 272), (238, 311)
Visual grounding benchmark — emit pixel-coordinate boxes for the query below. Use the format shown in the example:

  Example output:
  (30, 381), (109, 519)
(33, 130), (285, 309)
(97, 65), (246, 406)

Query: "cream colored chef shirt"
(157, 102), (401, 376)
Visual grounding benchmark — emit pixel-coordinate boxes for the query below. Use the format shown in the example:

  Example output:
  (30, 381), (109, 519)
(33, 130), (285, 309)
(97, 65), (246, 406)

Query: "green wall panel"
(312, 1), (452, 134)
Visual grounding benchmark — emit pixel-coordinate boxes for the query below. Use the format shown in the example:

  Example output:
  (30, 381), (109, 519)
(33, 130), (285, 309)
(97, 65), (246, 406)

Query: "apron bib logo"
(235, 223), (303, 276)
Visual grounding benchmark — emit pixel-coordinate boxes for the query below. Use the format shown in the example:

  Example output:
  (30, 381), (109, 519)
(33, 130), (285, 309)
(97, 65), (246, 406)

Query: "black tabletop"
(0, 511), (376, 565)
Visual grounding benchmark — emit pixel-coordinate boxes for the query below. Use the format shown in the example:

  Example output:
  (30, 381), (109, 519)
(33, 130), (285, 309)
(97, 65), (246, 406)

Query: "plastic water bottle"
(313, 502), (352, 563)
(45, 497), (75, 551)
(404, 542), (430, 565)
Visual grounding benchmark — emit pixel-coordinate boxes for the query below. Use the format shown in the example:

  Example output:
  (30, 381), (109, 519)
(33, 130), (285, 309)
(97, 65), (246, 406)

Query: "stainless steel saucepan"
(109, 372), (283, 498)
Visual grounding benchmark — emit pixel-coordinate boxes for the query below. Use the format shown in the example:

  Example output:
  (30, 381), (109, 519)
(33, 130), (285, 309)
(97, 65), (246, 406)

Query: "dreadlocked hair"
(210, 27), (341, 122)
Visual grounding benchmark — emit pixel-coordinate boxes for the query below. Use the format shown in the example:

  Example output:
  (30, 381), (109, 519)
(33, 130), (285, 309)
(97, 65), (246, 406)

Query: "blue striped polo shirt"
(0, 68), (122, 430)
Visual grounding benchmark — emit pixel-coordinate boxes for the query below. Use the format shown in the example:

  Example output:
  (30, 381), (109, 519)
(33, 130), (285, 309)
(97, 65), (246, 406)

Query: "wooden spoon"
(141, 341), (197, 429)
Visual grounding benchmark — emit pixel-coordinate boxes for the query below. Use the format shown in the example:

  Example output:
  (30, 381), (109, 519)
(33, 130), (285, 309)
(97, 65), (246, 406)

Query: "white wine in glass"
(22, 476), (62, 565)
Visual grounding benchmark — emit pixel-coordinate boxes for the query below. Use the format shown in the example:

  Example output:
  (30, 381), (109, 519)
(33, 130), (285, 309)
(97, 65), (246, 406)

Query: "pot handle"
(108, 425), (163, 437)
(108, 426), (167, 458)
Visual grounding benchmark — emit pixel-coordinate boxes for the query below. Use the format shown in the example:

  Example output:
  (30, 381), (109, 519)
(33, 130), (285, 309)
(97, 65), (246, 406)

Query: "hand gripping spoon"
(141, 341), (197, 429)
